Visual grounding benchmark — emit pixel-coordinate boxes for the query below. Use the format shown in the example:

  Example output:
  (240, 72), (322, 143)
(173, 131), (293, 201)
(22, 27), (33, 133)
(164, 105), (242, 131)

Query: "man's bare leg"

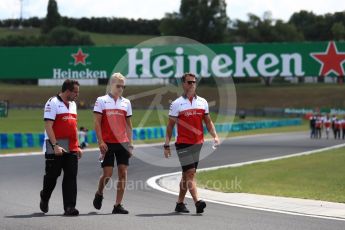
(97, 166), (113, 195)
(185, 168), (198, 203)
(177, 173), (188, 203)
(115, 164), (127, 206)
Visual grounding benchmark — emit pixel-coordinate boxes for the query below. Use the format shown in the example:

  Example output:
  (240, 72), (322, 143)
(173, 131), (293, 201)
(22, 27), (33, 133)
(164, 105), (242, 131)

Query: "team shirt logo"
(43, 96), (79, 152)
(169, 95), (209, 144)
(93, 94), (132, 143)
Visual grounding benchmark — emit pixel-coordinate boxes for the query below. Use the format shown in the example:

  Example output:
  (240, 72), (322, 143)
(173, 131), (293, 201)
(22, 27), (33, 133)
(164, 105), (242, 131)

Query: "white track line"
(146, 143), (345, 222)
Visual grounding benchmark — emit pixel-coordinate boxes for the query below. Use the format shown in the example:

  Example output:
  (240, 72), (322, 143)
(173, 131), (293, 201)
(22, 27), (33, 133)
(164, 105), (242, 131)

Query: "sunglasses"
(185, 80), (196, 85)
(116, 85), (126, 89)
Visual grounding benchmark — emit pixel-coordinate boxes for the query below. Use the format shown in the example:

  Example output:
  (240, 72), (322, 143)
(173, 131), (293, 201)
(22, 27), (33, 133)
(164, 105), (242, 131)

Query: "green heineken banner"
(0, 41), (344, 79)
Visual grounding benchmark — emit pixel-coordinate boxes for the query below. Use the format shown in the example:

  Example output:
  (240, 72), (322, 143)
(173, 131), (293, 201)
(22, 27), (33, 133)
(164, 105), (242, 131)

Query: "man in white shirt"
(164, 72), (219, 214)
(92, 73), (133, 214)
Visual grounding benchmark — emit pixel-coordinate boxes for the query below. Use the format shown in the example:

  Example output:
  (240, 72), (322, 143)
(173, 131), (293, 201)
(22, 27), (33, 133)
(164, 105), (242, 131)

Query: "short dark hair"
(62, 79), (79, 92)
(181, 72), (196, 82)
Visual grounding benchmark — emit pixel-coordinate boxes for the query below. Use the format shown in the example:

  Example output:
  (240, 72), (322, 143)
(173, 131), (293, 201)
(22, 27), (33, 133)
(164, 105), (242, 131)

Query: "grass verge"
(197, 147), (345, 203)
(0, 109), (234, 133)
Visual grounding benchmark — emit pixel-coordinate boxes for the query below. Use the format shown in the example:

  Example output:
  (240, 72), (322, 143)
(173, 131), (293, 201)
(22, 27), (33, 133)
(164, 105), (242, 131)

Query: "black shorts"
(101, 142), (130, 168)
(175, 143), (203, 172)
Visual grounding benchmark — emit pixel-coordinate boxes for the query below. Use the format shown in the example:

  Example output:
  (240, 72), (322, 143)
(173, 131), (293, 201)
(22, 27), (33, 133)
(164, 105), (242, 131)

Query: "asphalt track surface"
(1, 132), (345, 230)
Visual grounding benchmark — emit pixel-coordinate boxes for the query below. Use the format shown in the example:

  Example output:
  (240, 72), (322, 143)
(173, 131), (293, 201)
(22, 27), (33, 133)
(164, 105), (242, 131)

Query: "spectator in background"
(334, 118), (341, 139)
(315, 114), (323, 139)
(309, 114), (316, 139)
(323, 114), (332, 139)
(79, 127), (89, 149)
(342, 116), (345, 140)
(331, 114), (337, 139)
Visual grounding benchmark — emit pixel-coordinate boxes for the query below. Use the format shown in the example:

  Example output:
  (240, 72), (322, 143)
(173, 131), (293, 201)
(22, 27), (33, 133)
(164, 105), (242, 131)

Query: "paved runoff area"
(1, 132), (345, 230)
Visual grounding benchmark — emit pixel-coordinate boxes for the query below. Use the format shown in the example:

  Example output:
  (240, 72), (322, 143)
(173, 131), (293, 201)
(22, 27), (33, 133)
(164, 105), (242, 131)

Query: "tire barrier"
(0, 119), (301, 150)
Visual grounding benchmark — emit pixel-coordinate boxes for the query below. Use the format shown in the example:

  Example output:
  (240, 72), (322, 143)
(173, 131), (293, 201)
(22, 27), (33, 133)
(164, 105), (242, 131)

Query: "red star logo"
(311, 41), (345, 77)
(71, 48), (89, 66)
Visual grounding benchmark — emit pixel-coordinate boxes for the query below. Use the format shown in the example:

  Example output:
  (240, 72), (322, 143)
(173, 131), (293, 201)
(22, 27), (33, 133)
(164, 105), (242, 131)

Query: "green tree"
(273, 20), (304, 42)
(42, 0), (61, 33)
(228, 12), (303, 43)
(331, 22), (345, 40)
(289, 11), (325, 41)
(160, 0), (228, 43)
(44, 26), (94, 46)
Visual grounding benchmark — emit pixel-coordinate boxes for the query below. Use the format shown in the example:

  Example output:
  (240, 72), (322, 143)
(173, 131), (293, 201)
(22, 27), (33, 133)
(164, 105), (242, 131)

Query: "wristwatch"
(52, 143), (59, 148)
(163, 144), (170, 150)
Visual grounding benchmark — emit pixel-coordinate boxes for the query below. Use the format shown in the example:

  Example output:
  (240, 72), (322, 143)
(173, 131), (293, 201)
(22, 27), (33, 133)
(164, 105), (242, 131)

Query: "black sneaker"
(112, 204), (129, 214)
(93, 192), (103, 210)
(39, 191), (48, 213)
(175, 202), (190, 213)
(195, 200), (206, 214)
(64, 207), (79, 216)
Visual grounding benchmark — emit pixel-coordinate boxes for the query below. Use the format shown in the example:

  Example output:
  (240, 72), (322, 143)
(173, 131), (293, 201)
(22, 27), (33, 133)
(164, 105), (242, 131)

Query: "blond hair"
(107, 72), (126, 94)
(110, 72), (126, 84)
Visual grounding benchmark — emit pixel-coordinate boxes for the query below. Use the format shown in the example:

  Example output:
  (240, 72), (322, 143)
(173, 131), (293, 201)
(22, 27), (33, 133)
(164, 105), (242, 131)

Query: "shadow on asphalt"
(136, 212), (203, 217)
(5, 212), (113, 218)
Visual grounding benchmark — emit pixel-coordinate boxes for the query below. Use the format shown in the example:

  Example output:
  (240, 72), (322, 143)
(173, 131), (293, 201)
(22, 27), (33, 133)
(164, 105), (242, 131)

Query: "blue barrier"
(0, 119), (302, 150)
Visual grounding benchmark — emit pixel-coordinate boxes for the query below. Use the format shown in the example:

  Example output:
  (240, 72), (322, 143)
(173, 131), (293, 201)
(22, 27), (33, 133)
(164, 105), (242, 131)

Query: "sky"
(0, 0), (344, 21)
